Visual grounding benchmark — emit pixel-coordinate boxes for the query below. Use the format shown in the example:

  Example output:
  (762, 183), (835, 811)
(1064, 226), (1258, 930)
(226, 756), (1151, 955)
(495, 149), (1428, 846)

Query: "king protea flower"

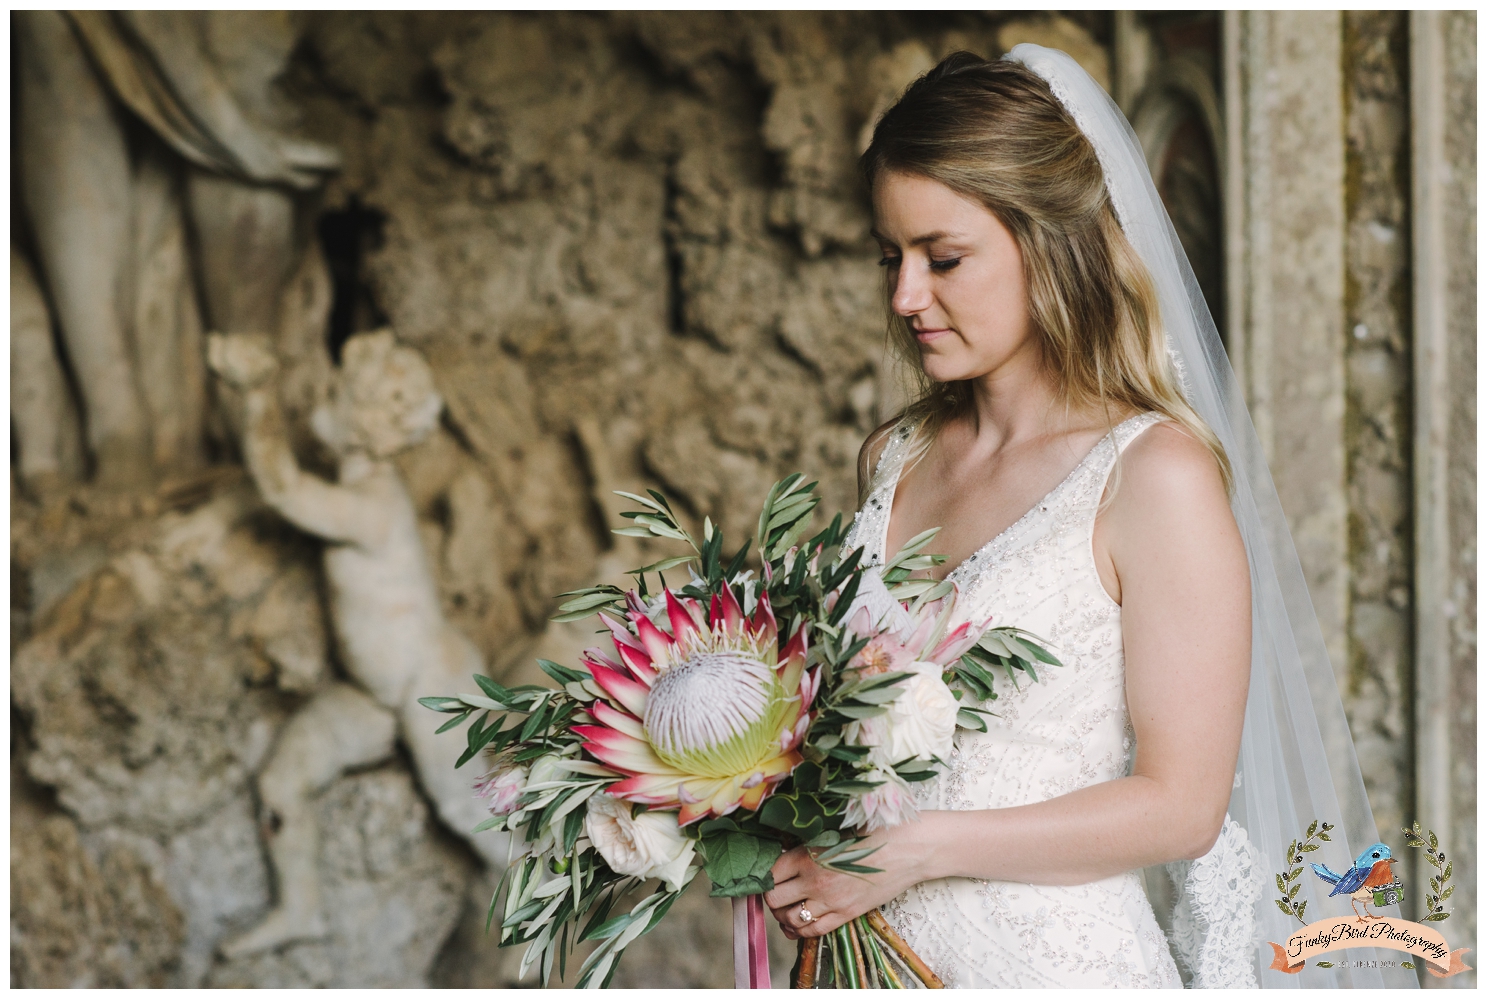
(573, 585), (813, 824)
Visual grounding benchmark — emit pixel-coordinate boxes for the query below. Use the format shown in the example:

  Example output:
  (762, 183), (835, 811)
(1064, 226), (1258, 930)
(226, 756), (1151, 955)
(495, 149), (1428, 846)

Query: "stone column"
(1411, 9), (1476, 979)
(1225, 12), (1351, 732)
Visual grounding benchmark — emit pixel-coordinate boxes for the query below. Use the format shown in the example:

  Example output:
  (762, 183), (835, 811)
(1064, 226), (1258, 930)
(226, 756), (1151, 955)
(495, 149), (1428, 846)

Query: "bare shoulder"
(857, 417), (901, 497)
(1098, 420), (1246, 607)
(1107, 421), (1233, 532)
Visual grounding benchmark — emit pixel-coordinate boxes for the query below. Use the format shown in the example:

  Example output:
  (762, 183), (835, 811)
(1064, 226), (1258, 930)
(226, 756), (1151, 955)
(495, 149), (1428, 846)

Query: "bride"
(763, 47), (1405, 988)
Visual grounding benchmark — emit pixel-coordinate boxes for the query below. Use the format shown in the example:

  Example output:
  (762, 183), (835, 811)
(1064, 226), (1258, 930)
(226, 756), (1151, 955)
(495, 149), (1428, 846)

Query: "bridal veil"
(1005, 44), (1414, 988)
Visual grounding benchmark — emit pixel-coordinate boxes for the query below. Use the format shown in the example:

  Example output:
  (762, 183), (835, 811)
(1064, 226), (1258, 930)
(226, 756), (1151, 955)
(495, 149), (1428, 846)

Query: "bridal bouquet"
(422, 475), (1057, 987)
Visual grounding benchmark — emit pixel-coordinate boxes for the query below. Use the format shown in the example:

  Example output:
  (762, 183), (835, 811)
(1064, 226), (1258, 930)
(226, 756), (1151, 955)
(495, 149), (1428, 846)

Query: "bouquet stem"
(791, 910), (943, 988)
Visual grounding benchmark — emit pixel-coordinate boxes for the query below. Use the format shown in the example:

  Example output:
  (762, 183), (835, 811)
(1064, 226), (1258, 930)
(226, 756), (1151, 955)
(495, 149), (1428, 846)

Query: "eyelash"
(877, 256), (961, 272)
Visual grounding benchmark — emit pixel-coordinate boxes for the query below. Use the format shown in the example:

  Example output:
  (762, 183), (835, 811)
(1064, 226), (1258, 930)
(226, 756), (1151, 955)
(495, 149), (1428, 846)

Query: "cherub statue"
(207, 329), (506, 957)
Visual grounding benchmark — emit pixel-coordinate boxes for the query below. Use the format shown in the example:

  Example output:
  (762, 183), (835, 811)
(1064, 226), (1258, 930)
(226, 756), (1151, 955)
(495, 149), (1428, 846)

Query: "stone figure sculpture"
(207, 330), (505, 957)
(14, 11), (338, 487)
(10, 245), (85, 494)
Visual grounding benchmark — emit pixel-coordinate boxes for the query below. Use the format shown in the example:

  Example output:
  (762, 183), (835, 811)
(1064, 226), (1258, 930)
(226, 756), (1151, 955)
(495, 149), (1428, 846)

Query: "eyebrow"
(869, 228), (956, 247)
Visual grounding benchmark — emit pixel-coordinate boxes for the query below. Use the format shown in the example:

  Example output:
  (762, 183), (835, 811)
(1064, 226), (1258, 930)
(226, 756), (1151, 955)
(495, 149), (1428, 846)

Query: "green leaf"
(831, 704), (887, 720)
(474, 674), (509, 702)
(633, 555), (696, 575)
(697, 816), (742, 837)
(956, 707), (988, 731)
(419, 695), (468, 713)
(848, 685), (908, 705)
(459, 693), (507, 711)
(435, 708), (475, 734)
(613, 490), (670, 513)
(1315, 961), (1334, 969)
(555, 590), (625, 614)
(700, 833), (782, 897)
(1275, 874), (1287, 894)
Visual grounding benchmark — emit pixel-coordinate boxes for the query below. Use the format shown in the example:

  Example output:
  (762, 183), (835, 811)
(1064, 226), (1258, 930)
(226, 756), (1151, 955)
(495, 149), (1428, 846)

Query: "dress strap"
(852, 417), (922, 567)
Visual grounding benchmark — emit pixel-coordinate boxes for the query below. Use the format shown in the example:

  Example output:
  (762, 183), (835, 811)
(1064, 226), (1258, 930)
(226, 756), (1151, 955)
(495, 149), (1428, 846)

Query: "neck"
(960, 342), (1069, 448)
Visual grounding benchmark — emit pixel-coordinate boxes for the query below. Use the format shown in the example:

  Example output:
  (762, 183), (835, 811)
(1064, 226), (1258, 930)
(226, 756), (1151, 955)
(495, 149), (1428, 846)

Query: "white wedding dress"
(844, 412), (1261, 989)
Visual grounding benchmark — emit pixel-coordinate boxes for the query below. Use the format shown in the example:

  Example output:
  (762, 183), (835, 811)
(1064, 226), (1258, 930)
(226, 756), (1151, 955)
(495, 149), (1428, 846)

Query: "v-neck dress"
(842, 412), (1183, 988)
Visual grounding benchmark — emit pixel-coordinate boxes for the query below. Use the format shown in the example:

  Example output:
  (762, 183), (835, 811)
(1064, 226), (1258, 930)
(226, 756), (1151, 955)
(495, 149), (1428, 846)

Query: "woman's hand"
(763, 824), (931, 939)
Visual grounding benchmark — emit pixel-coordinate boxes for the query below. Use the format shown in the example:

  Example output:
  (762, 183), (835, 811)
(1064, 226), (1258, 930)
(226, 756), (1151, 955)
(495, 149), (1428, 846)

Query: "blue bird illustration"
(1312, 842), (1398, 922)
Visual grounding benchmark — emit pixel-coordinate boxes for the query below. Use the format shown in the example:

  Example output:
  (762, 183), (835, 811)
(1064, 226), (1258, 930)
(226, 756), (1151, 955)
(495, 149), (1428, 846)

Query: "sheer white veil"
(1005, 44), (1414, 988)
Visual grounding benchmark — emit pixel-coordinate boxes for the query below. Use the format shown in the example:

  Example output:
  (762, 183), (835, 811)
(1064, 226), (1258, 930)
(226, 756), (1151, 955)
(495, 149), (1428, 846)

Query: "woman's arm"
(767, 422), (1251, 937)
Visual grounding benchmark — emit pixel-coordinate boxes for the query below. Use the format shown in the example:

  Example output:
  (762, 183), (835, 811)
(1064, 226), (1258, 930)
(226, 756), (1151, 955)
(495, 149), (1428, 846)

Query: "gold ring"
(798, 902), (815, 924)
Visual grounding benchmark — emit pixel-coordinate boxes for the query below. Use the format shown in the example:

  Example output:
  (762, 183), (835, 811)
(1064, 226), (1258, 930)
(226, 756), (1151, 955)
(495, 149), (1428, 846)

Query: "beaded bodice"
(841, 412), (1259, 988)
(844, 412), (1165, 813)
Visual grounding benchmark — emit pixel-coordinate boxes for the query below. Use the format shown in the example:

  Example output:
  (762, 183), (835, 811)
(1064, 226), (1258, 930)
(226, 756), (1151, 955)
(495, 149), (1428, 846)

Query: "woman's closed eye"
(877, 255), (960, 272)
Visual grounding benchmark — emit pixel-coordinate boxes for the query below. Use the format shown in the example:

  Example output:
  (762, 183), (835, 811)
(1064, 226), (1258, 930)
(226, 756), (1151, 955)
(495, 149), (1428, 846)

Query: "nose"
(891, 260), (932, 317)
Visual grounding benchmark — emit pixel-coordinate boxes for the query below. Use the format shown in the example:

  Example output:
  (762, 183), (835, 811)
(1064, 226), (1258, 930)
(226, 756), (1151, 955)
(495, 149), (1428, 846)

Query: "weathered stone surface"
(10, 772), (186, 987)
(208, 769), (468, 988)
(10, 10), (1473, 987)
(1441, 9), (1476, 980)
(1342, 8), (1413, 857)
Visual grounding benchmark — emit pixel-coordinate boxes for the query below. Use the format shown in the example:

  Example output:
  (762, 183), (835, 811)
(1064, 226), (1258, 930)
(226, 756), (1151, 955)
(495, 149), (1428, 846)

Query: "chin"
(919, 357), (979, 385)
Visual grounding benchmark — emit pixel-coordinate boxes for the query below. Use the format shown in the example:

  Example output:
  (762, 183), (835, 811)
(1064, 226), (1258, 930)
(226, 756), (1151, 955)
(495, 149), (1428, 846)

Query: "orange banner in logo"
(1267, 917), (1472, 978)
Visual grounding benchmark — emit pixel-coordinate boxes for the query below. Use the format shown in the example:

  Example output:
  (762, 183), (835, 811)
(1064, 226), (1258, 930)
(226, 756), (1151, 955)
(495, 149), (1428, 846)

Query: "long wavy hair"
(859, 52), (1230, 494)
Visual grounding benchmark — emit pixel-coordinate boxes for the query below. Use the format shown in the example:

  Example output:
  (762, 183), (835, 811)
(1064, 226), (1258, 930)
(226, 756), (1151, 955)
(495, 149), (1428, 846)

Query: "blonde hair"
(860, 52), (1231, 493)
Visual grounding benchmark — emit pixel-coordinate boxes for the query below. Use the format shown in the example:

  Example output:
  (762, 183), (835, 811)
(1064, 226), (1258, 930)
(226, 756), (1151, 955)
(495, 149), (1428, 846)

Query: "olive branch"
(1402, 823), (1454, 922)
(1275, 819), (1333, 925)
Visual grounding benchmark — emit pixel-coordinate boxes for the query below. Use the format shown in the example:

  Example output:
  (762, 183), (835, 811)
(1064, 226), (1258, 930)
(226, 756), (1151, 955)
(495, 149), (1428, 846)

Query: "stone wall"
(1342, 7), (1413, 869)
(10, 11), (1474, 988)
(9, 12), (1107, 987)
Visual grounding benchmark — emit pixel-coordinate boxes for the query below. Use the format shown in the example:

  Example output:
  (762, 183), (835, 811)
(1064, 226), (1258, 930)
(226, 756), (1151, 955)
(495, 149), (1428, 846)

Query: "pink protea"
(573, 585), (812, 825)
(475, 762), (528, 816)
(842, 768), (920, 833)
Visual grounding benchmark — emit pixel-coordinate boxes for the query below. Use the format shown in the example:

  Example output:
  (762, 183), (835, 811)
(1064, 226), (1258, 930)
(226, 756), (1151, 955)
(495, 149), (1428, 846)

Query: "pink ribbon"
(732, 895), (771, 988)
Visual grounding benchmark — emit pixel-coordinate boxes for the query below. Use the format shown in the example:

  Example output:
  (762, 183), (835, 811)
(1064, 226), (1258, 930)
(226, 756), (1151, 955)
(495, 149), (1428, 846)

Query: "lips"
(913, 327), (952, 343)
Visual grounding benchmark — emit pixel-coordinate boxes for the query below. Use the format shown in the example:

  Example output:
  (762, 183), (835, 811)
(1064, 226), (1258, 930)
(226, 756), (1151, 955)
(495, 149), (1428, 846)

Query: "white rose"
(844, 661), (958, 767)
(584, 793), (696, 891)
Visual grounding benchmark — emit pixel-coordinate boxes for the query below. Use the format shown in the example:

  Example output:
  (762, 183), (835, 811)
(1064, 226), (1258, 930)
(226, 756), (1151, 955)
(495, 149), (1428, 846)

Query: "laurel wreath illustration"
(1272, 819), (1454, 972)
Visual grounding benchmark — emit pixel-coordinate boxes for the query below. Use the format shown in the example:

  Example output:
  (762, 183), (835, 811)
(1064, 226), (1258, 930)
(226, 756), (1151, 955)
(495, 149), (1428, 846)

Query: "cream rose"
(584, 793), (695, 890)
(844, 661), (958, 766)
